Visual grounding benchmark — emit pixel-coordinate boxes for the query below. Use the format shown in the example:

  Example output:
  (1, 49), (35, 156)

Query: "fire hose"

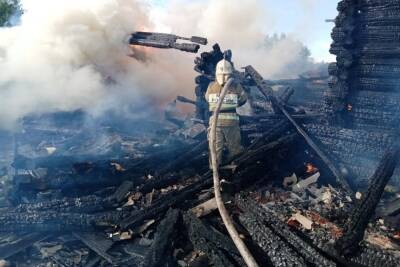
(209, 78), (259, 267)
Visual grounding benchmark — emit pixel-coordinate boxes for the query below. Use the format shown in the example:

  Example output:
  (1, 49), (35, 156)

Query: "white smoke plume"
(0, 0), (324, 130)
(155, 0), (323, 77)
(0, 0), (195, 130)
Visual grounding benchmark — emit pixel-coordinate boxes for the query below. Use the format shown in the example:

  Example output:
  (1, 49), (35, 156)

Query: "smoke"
(156, 0), (323, 78)
(0, 0), (325, 130)
(0, 0), (195, 130)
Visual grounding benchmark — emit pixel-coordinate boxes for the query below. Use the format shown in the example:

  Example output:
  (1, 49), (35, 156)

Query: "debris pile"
(0, 0), (399, 266)
(0, 58), (398, 266)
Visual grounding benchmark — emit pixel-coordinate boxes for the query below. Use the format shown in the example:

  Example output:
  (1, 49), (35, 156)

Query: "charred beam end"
(335, 148), (400, 256)
(112, 180), (134, 203)
(129, 32), (207, 53)
(243, 65), (279, 114)
(183, 211), (245, 267)
(176, 95), (196, 105)
(73, 232), (115, 264)
(279, 87), (295, 104)
(143, 208), (180, 267)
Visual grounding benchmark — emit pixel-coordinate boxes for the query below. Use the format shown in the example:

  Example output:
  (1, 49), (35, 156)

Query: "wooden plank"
(191, 198), (217, 217)
(73, 232), (114, 264)
(0, 233), (51, 259)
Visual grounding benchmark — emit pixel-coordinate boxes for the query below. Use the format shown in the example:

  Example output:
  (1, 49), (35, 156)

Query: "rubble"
(0, 63), (399, 266)
(292, 172), (320, 192)
(0, 1), (399, 266)
(283, 173), (297, 188)
(290, 212), (313, 230)
(335, 148), (400, 256)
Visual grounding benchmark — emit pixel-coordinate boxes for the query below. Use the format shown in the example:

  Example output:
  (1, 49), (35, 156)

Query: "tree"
(0, 0), (21, 27)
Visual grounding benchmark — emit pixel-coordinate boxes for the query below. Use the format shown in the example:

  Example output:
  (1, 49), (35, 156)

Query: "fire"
(306, 163), (318, 174)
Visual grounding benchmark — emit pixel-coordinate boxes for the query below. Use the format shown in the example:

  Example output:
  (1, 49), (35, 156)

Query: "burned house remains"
(0, 0), (399, 266)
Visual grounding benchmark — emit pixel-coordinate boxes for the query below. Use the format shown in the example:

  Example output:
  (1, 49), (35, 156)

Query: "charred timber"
(0, 121), (297, 232)
(129, 32), (207, 53)
(348, 245), (400, 267)
(236, 193), (337, 267)
(122, 127), (297, 229)
(183, 212), (245, 267)
(238, 211), (307, 267)
(335, 148), (400, 256)
(5, 181), (133, 214)
(142, 209), (180, 267)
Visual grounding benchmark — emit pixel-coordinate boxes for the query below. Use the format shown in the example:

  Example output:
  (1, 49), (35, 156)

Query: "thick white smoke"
(0, 0), (193, 130)
(0, 0), (324, 130)
(155, 0), (323, 78)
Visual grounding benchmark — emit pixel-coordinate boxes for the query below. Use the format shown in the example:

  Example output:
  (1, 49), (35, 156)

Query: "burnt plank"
(142, 208), (180, 267)
(73, 232), (115, 264)
(0, 233), (51, 259)
(335, 148), (400, 256)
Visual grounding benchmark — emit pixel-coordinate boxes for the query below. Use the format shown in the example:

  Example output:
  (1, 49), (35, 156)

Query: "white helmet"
(215, 59), (233, 86)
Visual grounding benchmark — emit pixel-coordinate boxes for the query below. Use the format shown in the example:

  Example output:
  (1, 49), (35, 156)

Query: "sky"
(148, 0), (339, 62)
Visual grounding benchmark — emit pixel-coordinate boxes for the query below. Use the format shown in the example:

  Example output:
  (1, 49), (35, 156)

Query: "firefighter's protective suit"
(206, 59), (247, 168)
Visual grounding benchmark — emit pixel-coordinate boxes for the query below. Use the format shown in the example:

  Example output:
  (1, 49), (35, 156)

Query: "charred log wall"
(327, 0), (400, 130)
(307, 0), (400, 188)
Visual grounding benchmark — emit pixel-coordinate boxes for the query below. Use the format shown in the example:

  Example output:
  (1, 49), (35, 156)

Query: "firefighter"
(206, 59), (247, 168)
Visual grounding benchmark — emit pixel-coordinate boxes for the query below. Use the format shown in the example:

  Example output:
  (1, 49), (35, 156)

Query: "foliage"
(0, 0), (21, 26)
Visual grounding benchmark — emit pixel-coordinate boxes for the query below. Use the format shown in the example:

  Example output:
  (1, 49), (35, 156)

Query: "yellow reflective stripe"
(218, 114), (239, 120)
(209, 103), (237, 110)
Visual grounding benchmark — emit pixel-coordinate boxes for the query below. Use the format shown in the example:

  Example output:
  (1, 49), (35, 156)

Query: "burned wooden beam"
(335, 148), (400, 256)
(236, 193), (337, 267)
(348, 245), (400, 267)
(244, 65), (279, 114)
(143, 209), (180, 267)
(8, 179), (134, 214)
(191, 197), (217, 218)
(112, 180), (134, 203)
(183, 211), (246, 267)
(279, 87), (295, 104)
(73, 232), (115, 264)
(11, 194), (116, 214)
(177, 95), (196, 105)
(0, 122), (297, 232)
(120, 173), (213, 229)
(0, 211), (104, 232)
(0, 233), (52, 259)
(129, 32), (207, 53)
(122, 122), (297, 230)
(238, 211), (307, 267)
(245, 65), (353, 194)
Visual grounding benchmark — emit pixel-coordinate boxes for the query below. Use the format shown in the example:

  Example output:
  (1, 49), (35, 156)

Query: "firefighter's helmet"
(215, 59), (233, 86)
